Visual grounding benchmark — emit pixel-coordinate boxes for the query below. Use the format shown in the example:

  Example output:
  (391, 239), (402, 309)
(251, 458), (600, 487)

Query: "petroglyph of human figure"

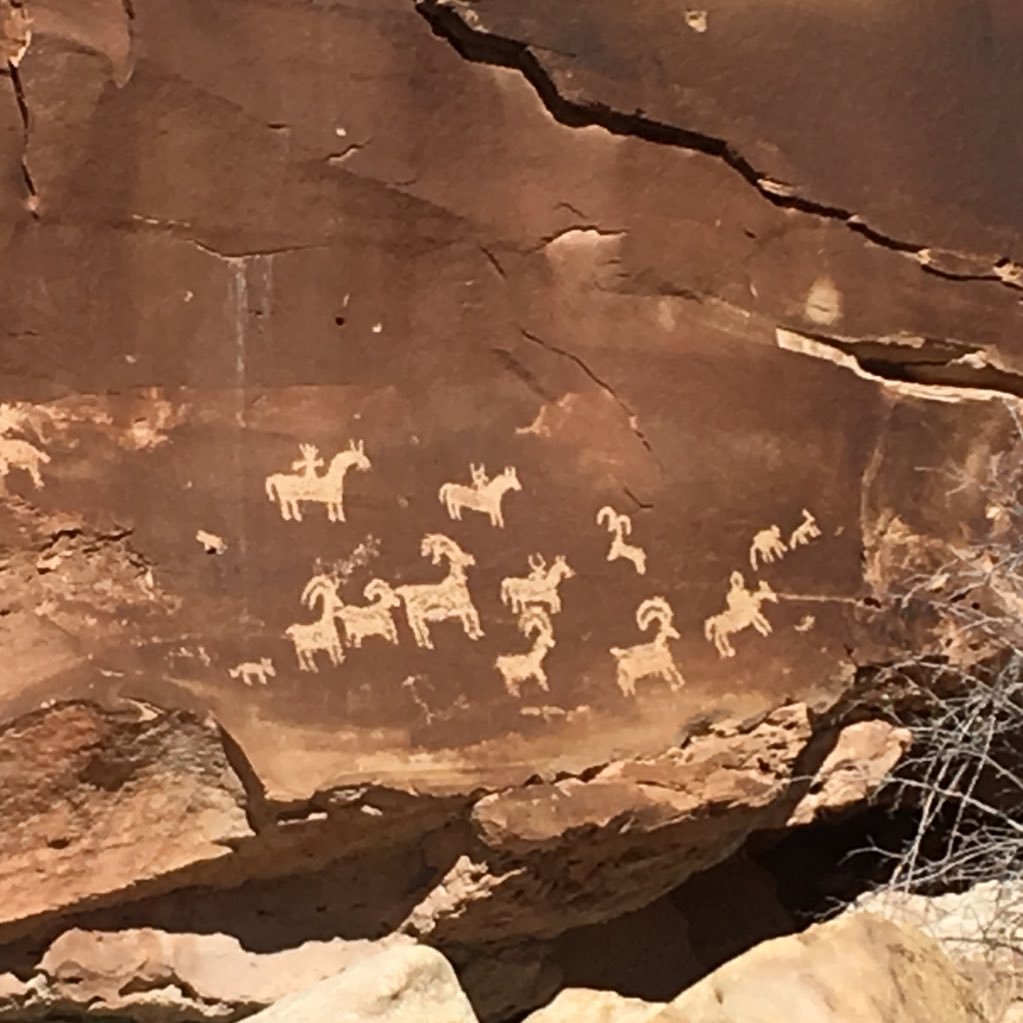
(439, 463), (521, 528)
(597, 506), (647, 575)
(228, 657), (276, 686)
(0, 435), (50, 489)
(789, 508), (822, 549)
(704, 571), (778, 658)
(395, 534), (484, 649)
(495, 608), (556, 699)
(265, 440), (370, 522)
(610, 596), (684, 698)
(500, 554), (575, 616)
(749, 524), (788, 570)
(335, 578), (400, 649)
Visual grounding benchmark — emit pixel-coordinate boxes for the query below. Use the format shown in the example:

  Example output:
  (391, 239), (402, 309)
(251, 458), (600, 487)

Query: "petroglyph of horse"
(704, 571), (778, 658)
(395, 534), (483, 649)
(495, 608), (556, 699)
(265, 440), (370, 522)
(500, 554), (575, 616)
(439, 464), (521, 528)
(335, 578), (400, 649)
(610, 596), (684, 698)
(228, 657), (276, 686)
(597, 506), (647, 575)
(789, 508), (822, 549)
(749, 524), (788, 570)
(0, 436), (50, 489)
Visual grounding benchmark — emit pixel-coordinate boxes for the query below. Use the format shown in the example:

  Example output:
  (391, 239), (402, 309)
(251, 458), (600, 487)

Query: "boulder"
(524, 989), (663, 1023)
(11, 927), (411, 1020)
(243, 944), (479, 1023)
(653, 912), (985, 1023)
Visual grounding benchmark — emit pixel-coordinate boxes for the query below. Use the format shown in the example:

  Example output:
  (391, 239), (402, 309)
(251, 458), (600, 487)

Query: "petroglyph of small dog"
(335, 578), (400, 649)
(228, 657), (276, 686)
(196, 530), (226, 554)
(500, 554), (575, 616)
(265, 440), (370, 522)
(597, 506), (646, 575)
(704, 571), (778, 658)
(495, 608), (556, 699)
(0, 435), (50, 489)
(439, 464), (521, 528)
(789, 508), (822, 549)
(610, 596), (685, 698)
(395, 534), (483, 649)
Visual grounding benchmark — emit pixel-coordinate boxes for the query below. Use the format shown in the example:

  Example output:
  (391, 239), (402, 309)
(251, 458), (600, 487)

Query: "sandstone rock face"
(653, 912), (985, 1023)
(243, 945), (479, 1023)
(1, 0), (1020, 1016)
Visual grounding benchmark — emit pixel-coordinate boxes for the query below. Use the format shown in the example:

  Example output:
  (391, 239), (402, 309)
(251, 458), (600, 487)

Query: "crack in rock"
(415, 0), (1023, 295)
(519, 328), (661, 472)
(775, 327), (1023, 404)
(5, 59), (37, 215)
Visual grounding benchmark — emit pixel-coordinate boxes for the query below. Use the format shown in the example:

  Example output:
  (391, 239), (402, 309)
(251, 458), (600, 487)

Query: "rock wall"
(1, 0), (1021, 1017)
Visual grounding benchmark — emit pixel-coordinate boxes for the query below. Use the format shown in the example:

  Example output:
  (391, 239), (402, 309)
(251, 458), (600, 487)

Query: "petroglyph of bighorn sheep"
(439, 464), (521, 528)
(495, 608), (556, 699)
(610, 596), (685, 698)
(789, 508), (822, 549)
(704, 571), (778, 658)
(0, 436), (50, 489)
(335, 578), (400, 649)
(265, 440), (370, 522)
(228, 657), (276, 686)
(597, 506), (647, 575)
(500, 554), (575, 616)
(288, 572), (346, 671)
(749, 524), (788, 570)
(395, 534), (483, 649)
(285, 612), (344, 672)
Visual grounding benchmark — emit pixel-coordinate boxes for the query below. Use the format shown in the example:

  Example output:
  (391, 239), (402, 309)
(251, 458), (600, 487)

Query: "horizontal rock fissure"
(794, 329), (1023, 400)
(414, 0), (1020, 296)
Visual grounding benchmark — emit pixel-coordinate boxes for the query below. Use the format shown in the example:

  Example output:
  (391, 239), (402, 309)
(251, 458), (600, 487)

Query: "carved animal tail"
(438, 484), (451, 506)
(500, 579), (512, 606)
(703, 617), (716, 641)
(265, 477), (277, 501)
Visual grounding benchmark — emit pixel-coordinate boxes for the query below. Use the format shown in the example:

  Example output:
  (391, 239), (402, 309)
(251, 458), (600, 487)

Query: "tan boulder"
(31, 927), (413, 1019)
(524, 989), (663, 1023)
(652, 912), (984, 1023)
(243, 944), (479, 1023)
